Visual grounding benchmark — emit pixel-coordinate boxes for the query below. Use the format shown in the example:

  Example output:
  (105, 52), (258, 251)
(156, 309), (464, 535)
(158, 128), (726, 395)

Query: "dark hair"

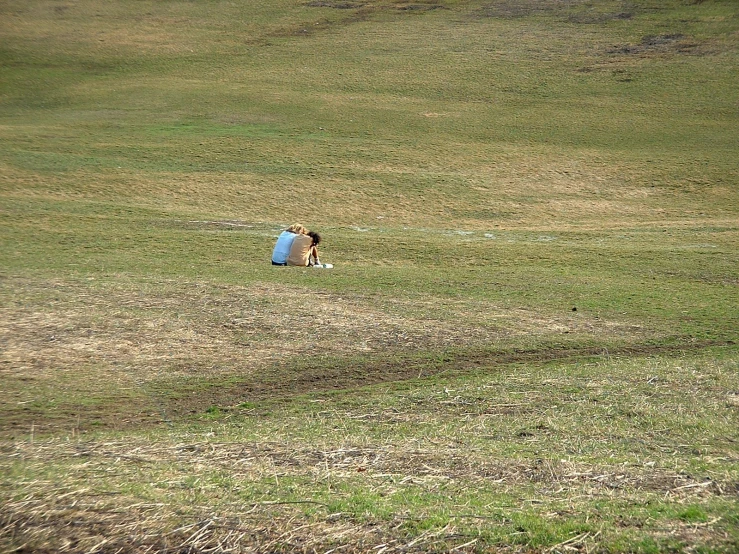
(308, 231), (322, 246)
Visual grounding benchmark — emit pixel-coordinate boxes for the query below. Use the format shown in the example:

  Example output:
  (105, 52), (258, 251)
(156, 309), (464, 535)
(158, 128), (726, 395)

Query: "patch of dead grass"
(0, 274), (653, 435)
(2, 437), (735, 553)
(0, 276), (641, 383)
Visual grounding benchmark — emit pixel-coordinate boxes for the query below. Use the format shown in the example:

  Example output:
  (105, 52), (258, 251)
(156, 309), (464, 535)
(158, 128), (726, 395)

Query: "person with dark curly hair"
(287, 230), (321, 267)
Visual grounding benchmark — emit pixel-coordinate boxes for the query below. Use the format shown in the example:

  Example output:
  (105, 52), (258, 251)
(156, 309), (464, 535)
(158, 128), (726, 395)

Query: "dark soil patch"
(307, 0), (445, 10)
(0, 396), (163, 441)
(307, 1), (365, 7)
(607, 34), (700, 56)
(479, 0), (567, 19)
(567, 11), (632, 24)
(479, 0), (632, 22)
(271, 1), (446, 38)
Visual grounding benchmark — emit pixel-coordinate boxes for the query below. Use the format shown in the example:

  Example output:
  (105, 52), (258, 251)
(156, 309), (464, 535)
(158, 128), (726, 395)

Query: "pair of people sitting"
(271, 223), (327, 267)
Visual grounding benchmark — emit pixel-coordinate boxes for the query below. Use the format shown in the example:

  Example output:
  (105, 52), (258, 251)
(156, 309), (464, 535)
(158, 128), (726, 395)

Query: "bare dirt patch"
(273, 0), (447, 38)
(308, 1), (364, 8)
(477, 0), (631, 21)
(607, 34), (701, 57)
(479, 0), (577, 19)
(306, 0), (446, 12)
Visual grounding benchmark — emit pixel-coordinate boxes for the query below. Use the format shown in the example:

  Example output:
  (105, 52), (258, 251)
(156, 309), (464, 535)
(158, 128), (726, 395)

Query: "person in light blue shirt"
(271, 224), (306, 265)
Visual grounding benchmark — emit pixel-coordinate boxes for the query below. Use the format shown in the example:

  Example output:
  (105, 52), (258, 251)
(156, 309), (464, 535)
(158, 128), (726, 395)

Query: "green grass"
(1, 0), (738, 552)
(3, 349), (738, 552)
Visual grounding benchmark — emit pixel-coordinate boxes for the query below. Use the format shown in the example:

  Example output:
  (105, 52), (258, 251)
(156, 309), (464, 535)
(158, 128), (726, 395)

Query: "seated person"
(287, 231), (321, 267)
(271, 224), (306, 265)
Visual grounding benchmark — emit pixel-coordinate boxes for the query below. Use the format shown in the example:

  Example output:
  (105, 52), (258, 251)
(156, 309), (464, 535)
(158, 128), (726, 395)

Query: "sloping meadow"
(1, 0), (738, 552)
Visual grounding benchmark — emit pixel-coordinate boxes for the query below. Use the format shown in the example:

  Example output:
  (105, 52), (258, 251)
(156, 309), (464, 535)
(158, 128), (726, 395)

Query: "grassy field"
(1, 0), (738, 552)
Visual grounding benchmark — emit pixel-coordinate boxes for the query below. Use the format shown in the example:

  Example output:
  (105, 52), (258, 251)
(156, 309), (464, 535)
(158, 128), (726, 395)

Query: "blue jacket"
(271, 231), (297, 264)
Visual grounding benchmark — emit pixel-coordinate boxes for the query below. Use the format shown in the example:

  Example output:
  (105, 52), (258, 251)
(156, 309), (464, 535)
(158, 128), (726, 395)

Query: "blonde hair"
(286, 223), (307, 234)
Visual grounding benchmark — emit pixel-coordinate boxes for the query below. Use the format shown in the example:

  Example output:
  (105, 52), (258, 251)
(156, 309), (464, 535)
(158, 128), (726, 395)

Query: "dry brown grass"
(3, 435), (735, 553)
(1, 128), (735, 232)
(0, 275), (644, 381)
(0, 274), (653, 437)
(0, 3), (194, 56)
